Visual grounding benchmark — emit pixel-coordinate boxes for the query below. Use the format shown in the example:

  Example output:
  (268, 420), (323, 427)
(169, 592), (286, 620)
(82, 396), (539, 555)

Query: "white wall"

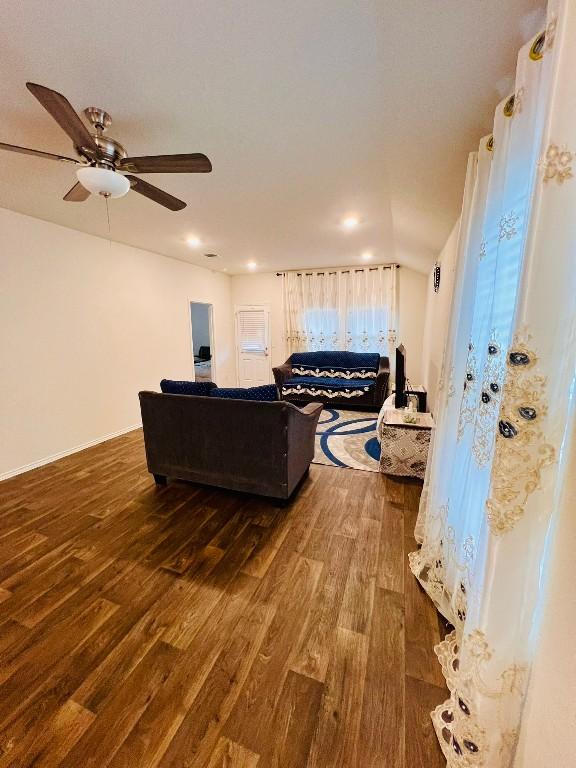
(396, 266), (427, 385)
(231, 266), (428, 385)
(0, 207), (235, 479)
(421, 219), (460, 413)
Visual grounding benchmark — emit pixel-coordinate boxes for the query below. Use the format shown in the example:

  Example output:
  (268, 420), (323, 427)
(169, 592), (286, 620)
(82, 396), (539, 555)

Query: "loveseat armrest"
(285, 401), (323, 494)
(375, 356), (390, 406)
(273, 361), (292, 388)
(298, 402), (324, 418)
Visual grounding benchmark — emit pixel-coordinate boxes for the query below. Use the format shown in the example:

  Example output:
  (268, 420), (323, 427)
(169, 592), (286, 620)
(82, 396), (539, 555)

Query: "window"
(237, 309), (267, 353)
(284, 266), (398, 354)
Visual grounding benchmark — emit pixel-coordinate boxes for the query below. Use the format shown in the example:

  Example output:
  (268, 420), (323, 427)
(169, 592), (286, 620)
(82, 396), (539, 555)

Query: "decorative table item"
(379, 408), (434, 480)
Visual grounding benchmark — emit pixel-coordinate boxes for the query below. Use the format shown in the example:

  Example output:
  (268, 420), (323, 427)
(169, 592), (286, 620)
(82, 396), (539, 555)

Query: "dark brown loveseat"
(273, 351), (389, 410)
(138, 391), (323, 500)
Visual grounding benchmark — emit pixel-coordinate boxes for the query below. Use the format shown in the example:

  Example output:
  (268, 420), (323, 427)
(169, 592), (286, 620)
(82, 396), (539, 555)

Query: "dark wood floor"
(0, 430), (447, 767)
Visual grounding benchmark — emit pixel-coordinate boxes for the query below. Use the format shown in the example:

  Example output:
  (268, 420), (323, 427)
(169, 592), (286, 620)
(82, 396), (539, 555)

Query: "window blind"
(237, 309), (266, 353)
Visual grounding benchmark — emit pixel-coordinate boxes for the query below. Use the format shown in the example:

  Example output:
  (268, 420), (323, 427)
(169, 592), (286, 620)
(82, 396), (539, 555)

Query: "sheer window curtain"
(283, 265), (398, 358)
(410, 2), (576, 765)
(283, 269), (341, 352)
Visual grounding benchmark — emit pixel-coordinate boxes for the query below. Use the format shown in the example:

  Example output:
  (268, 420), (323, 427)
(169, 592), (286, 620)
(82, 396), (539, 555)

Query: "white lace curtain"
(283, 265), (398, 356)
(411, 2), (576, 765)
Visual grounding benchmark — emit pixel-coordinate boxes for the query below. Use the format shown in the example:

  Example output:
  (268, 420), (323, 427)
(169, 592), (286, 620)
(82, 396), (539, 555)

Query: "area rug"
(313, 408), (380, 472)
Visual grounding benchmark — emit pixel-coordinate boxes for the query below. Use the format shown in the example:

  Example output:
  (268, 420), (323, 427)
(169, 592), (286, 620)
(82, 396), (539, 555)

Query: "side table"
(379, 408), (434, 480)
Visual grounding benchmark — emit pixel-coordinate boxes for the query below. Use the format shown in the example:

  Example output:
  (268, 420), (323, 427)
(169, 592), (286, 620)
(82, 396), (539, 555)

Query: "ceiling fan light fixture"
(76, 166), (130, 198)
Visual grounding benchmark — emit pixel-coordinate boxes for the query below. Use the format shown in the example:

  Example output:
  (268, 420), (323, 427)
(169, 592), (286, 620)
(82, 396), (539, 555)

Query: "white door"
(235, 306), (271, 387)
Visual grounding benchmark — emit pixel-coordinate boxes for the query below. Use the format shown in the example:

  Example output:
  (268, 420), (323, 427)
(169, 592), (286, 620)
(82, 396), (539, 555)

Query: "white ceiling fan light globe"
(76, 166), (130, 198)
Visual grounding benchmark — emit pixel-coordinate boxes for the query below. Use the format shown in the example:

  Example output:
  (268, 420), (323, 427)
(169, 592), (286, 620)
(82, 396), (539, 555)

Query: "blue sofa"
(273, 351), (389, 409)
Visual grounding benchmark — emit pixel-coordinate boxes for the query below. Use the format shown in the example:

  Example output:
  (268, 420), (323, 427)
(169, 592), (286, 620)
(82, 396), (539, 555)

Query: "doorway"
(190, 302), (214, 383)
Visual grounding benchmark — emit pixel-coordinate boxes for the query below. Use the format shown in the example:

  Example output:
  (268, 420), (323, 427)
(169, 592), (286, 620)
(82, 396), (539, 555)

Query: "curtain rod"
(275, 264), (400, 277)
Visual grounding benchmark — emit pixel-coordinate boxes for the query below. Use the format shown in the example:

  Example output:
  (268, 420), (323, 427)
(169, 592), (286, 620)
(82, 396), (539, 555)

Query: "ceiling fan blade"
(126, 175), (186, 211)
(119, 153), (212, 174)
(26, 82), (98, 154)
(0, 141), (81, 165)
(63, 182), (91, 202)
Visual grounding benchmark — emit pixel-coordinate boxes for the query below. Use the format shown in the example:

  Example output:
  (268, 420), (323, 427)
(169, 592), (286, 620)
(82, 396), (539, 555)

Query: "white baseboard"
(0, 423), (142, 482)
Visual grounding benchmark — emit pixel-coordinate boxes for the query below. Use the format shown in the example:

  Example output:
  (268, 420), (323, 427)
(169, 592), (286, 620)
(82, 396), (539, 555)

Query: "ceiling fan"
(0, 82), (212, 211)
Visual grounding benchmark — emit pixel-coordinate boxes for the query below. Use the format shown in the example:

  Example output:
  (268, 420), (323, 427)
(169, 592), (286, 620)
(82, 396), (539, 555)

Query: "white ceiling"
(0, 0), (545, 275)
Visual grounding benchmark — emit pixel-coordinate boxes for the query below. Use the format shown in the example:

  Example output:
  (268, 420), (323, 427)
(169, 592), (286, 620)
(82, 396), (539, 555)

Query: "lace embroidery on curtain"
(485, 332), (555, 535)
(448, 366), (456, 399)
(409, 503), (474, 630)
(541, 143), (574, 183)
(438, 363), (456, 399)
(437, 364), (447, 394)
(472, 333), (505, 468)
(286, 330), (342, 351)
(498, 211), (519, 241)
(457, 342), (478, 439)
(432, 631), (529, 768)
(545, 16), (557, 50)
(479, 238), (487, 261)
(514, 87), (525, 116)
(346, 329), (383, 350)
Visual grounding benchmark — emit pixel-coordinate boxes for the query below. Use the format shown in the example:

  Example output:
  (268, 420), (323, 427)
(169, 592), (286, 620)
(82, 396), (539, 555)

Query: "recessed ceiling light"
(247, 261), (257, 270)
(186, 235), (201, 248)
(361, 251), (373, 260)
(342, 216), (359, 231)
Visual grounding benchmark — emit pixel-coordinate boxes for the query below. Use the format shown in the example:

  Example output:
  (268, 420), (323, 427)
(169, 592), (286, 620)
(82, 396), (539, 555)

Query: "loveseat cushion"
(210, 384), (279, 401)
(289, 351), (380, 379)
(282, 376), (374, 399)
(160, 379), (217, 396)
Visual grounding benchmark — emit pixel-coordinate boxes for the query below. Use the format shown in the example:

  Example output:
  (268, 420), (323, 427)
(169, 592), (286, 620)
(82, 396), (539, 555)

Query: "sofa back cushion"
(160, 379), (216, 396)
(210, 384), (279, 401)
(290, 351), (380, 379)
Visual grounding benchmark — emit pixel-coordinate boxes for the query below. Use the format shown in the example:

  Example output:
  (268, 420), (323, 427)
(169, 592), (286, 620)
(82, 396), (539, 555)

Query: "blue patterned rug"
(313, 408), (380, 472)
